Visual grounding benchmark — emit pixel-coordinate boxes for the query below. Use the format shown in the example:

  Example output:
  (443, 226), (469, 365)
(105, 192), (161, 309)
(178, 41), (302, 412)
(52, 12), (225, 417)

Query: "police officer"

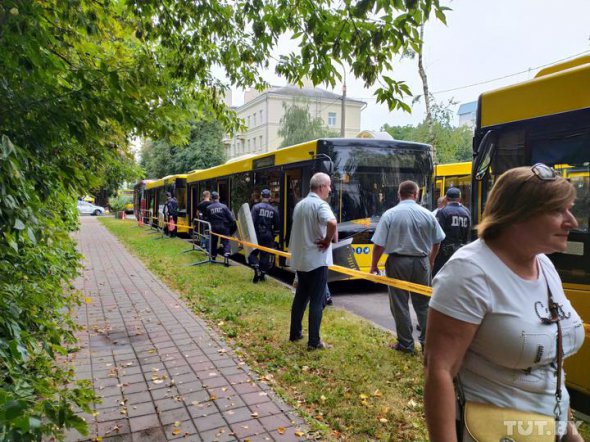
(432, 187), (471, 276)
(248, 189), (279, 283)
(205, 191), (235, 266)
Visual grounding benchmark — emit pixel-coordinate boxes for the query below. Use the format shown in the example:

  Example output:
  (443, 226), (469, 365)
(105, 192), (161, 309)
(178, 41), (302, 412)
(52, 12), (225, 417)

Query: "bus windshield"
(329, 144), (433, 223)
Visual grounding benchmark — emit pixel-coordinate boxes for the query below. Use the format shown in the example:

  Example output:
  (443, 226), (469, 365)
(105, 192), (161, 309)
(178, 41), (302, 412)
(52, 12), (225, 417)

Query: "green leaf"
(14, 219), (25, 230)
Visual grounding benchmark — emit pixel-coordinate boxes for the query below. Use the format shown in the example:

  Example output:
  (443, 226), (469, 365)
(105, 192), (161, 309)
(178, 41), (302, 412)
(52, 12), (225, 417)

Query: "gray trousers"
(385, 255), (431, 352)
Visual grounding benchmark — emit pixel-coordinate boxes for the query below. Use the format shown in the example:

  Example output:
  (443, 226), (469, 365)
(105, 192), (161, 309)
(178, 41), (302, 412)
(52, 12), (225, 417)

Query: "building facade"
(225, 84), (366, 159)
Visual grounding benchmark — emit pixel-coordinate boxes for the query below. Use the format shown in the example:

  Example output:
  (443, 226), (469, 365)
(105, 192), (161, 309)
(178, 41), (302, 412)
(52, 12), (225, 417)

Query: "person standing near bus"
(205, 191), (235, 266)
(432, 187), (471, 276)
(249, 189), (279, 283)
(164, 192), (179, 237)
(370, 180), (445, 355)
(289, 172), (337, 350)
(197, 190), (213, 249)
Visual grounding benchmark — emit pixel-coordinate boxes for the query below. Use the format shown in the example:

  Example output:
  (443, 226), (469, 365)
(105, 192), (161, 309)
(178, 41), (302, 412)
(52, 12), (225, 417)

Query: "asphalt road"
(328, 279), (421, 341)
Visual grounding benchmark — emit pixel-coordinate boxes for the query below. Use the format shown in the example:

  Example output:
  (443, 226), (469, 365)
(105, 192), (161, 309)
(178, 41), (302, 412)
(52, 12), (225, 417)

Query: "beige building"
(225, 84), (366, 159)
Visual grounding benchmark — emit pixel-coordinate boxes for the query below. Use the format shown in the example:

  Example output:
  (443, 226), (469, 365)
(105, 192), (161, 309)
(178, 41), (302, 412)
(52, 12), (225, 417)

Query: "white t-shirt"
(431, 239), (585, 424)
(288, 192), (336, 272)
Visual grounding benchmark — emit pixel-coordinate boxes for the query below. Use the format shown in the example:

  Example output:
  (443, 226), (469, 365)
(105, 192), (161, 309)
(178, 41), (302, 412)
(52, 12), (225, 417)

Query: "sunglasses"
(531, 163), (559, 181)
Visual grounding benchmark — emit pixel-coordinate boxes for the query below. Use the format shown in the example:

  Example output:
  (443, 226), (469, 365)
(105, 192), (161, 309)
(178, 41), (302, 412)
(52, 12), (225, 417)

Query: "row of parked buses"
(134, 137), (434, 272)
(134, 56), (590, 410)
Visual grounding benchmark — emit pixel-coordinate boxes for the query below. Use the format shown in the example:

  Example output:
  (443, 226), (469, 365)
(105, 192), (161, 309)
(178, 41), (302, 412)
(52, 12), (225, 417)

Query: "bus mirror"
(473, 130), (496, 181)
(313, 154), (334, 175)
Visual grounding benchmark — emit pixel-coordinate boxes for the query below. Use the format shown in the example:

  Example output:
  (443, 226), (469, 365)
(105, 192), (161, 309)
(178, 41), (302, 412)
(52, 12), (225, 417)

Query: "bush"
(0, 136), (95, 440)
(108, 195), (132, 213)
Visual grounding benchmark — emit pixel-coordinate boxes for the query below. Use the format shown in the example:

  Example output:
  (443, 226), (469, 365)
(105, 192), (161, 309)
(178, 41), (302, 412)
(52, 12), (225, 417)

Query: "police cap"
(445, 187), (461, 199)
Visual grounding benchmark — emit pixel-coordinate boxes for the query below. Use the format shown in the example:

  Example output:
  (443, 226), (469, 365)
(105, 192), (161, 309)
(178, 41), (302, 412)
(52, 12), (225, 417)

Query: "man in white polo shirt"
(288, 172), (337, 350)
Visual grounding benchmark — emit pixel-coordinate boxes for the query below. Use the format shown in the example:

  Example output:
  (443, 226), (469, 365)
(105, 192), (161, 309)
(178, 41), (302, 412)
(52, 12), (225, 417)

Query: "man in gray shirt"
(289, 172), (337, 350)
(370, 180), (445, 354)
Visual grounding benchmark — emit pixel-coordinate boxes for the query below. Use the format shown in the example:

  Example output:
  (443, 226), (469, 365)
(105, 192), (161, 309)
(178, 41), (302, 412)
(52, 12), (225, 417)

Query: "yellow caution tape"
(211, 232), (432, 296)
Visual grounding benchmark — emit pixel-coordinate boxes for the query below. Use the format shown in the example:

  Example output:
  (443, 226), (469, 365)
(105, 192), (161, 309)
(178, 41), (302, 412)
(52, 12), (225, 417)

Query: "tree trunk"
(417, 23), (436, 159)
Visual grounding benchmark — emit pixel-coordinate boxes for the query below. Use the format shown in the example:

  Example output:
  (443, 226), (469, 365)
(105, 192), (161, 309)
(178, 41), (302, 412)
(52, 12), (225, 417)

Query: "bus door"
(218, 179), (230, 208)
(284, 168), (303, 253)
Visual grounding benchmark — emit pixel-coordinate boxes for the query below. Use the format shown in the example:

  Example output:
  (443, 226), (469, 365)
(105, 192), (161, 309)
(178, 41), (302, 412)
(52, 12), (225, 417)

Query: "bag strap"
(540, 265), (564, 426)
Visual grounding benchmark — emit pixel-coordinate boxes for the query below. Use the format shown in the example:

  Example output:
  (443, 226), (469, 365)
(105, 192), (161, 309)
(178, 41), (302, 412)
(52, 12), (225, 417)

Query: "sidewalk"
(66, 217), (307, 441)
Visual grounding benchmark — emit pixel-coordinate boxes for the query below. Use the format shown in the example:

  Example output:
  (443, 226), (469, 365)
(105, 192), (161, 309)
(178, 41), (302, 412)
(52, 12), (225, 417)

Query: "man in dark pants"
(164, 192), (179, 237)
(288, 172), (337, 350)
(370, 181), (445, 355)
(248, 188), (279, 283)
(205, 191), (235, 266)
(432, 187), (471, 276)
(196, 190), (212, 249)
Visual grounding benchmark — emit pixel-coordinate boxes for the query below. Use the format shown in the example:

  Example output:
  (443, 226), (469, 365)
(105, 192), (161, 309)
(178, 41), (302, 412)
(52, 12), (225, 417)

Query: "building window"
(247, 115), (251, 127)
(259, 110), (263, 123)
(328, 112), (337, 127)
(253, 113), (257, 127)
(253, 137), (257, 149)
(259, 136), (263, 150)
(247, 139), (250, 151)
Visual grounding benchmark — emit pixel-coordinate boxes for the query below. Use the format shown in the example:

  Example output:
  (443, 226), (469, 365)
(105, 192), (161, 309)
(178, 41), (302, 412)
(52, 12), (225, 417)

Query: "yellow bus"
(145, 174), (190, 234)
(472, 55), (590, 411)
(186, 138), (434, 275)
(434, 161), (472, 209)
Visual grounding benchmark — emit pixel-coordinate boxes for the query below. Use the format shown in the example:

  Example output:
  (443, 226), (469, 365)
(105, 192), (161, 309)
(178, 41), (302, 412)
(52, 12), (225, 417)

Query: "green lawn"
(99, 218), (589, 441)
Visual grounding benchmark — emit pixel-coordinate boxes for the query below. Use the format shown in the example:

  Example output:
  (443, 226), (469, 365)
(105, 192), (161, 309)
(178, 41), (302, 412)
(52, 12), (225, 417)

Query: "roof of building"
(458, 101), (477, 115)
(243, 84), (366, 106)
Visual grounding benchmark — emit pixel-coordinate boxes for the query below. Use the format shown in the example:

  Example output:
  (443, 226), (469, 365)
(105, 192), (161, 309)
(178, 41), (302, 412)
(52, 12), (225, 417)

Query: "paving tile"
(230, 418), (265, 439)
(126, 401), (156, 418)
(65, 219), (307, 441)
(130, 426), (167, 441)
(222, 406), (256, 425)
(198, 425), (235, 442)
(159, 407), (192, 426)
(192, 411), (228, 432)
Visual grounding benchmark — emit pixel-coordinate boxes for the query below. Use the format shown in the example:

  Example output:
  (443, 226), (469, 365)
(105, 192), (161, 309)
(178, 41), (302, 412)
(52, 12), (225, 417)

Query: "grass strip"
(99, 218), (590, 441)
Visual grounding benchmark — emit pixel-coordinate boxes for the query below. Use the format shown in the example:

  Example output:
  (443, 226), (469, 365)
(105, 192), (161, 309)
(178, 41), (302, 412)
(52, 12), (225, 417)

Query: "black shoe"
(289, 334), (304, 342)
(390, 343), (415, 355)
(252, 267), (261, 283)
(223, 253), (230, 267)
(308, 341), (332, 350)
(259, 273), (266, 282)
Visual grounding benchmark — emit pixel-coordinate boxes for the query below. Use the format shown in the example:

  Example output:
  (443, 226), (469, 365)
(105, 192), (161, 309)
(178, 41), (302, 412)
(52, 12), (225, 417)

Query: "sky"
(230, 0), (590, 130)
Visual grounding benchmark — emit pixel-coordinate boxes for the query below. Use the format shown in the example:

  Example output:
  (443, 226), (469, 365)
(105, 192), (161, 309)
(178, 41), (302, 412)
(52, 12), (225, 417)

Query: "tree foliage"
(140, 121), (226, 178)
(0, 0), (445, 438)
(382, 100), (473, 163)
(278, 102), (339, 148)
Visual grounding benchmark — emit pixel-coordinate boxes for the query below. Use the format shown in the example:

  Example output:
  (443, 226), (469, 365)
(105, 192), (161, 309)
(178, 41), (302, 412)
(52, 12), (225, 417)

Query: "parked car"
(77, 200), (106, 216)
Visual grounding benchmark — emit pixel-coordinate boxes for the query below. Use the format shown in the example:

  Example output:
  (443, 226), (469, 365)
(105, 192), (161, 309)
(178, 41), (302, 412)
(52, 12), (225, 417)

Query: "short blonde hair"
(477, 166), (576, 240)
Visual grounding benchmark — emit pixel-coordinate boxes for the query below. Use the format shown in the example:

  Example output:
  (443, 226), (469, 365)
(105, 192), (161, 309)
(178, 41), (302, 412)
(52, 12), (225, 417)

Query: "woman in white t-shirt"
(424, 164), (585, 442)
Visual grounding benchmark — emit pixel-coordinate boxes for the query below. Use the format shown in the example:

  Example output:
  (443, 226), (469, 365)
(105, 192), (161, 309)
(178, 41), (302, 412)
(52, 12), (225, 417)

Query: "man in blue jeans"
(288, 172), (337, 350)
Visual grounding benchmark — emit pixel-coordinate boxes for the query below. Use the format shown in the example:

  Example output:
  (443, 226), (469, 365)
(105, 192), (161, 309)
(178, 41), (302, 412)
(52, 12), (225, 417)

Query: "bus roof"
(145, 178), (164, 189)
(187, 140), (319, 183)
(163, 174), (187, 185)
(479, 56), (590, 128)
(435, 161), (471, 177)
(187, 138), (431, 183)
